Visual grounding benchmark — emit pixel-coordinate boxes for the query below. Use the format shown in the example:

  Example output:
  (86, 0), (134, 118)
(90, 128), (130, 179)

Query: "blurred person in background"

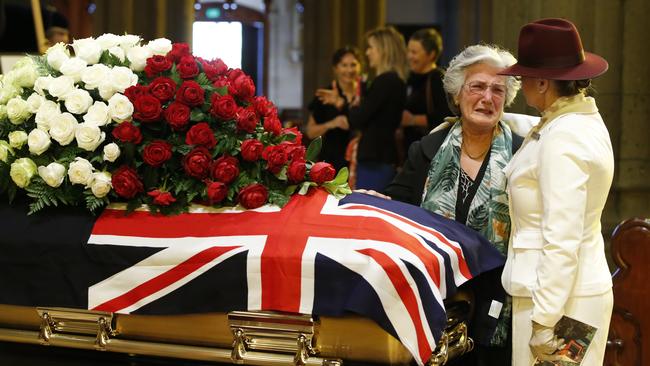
(307, 46), (363, 172)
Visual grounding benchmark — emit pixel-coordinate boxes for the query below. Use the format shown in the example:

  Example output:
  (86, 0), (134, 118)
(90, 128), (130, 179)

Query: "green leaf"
(298, 181), (316, 195)
(268, 190), (290, 207)
(196, 73), (210, 86)
(305, 137), (322, 161)
(214, 86), (228, 96)
(331, 167), (349, 185)
(190, 110), (206, 122)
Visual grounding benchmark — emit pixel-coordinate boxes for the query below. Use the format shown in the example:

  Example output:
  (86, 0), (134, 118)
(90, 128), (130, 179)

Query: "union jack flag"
(87, 189), (504, 365)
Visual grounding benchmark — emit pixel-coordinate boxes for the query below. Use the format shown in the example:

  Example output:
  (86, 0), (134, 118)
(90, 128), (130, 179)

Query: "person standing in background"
(306, 46), (362, 172)
(399, 28), (452, 155)
(347, 26), (407, 191)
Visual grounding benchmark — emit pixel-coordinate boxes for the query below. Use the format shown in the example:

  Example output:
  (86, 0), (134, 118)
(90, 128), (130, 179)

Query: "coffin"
(0, 191), (504, 365)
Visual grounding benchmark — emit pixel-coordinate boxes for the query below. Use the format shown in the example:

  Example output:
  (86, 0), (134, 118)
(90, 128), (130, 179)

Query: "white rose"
(49, 112), (78, 145)
(0, 140), (14, 162)
(35, 100), (61, 131)
(33, 76), (53, 96)
(108, 46), (126, 62)
(59, 57), (88, 83)
(98, 82), (116, 101)
(46, 43), (70, 71)
(119, 34), (141, 51)
(83, 101), (111, 126)
(81, 63), (110, 90)
(90, 171), (112, 197)
(126, 46), (152, 72)
(48, 75), (75, 100)
(75, 122), (105, 151)
(64, 88), (94, 114)
(38, 162), (66, 188)
(103, 142), (120, 162)
(26, 93), (45, 113)
(96, 33), (121, 50)
(71, 37), (102, 65)
(146, 38), (172, 55)
(6, 97), (32, 124)
(11, 58), (39, 88)
(27, 128), (51, 155)
(68, 157), (94, 185)
(109, 66), (138, 93)
(0, 83), (21, 104)
(8, 131), (28, 148)
(10, 158), (37, 188)
(108, 93), (133, 122)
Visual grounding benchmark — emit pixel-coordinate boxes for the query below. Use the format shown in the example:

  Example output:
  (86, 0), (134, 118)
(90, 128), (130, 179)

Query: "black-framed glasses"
(464, 81), (507, 99)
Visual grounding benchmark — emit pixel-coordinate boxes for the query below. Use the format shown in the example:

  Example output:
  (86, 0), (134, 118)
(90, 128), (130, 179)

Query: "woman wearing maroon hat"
(499, 18), (614, 365)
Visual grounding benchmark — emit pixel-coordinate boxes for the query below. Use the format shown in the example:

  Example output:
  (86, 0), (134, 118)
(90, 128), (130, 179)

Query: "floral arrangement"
(0, 34), (350, 215)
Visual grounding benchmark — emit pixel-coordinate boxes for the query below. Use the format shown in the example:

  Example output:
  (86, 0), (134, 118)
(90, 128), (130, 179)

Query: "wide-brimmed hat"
(499, 18), (608, 80)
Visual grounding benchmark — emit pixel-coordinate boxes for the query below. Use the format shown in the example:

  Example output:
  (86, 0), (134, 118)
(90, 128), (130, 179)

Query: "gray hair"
(443, 44), (521, 115)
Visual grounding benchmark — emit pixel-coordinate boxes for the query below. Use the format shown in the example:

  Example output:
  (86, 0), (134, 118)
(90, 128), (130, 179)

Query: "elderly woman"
(369, 44), (522, 365)
(499, 18), (614, 365)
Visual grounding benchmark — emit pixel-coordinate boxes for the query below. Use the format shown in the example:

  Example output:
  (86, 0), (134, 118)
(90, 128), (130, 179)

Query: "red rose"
(185, 122), (216, 149)
(164, 102), (191, 130)
(148, 77), (176, 102)
(228, 74), (255, 101)
(200, 58), (228, 81)
(148, 189), (177, 206)
(124, 85), (149, 103)
(209, 94), (237, 121)
(176, 80), (205, 107)
(133, 94), (162, 123)
(167, 43), (191, 63)
(212, 77), (231, 90)
(177, 55), (199, 79)
(263, 114), (282, 135)
(144, 55), (172, 78)
(211, 155), (240, 184)
(253, 96), (276, 117)
(112, 165), (144, 199)
(262, 145), (288, 173)
(238, 183), (268, 209)
(281, 142), (306, 161)
(206, 181), (228, 204)
(142, 140), (173, 167)
(112, 121), (142, 144)
(236, 106), (258, 133)
(182, 147), (212, 179)
(227, 68), (245, 82)
(309, 162), (336, 184)
(240, 139), (264, 162)
(281, 126), (303, 145)
(287, 159), (306, 183)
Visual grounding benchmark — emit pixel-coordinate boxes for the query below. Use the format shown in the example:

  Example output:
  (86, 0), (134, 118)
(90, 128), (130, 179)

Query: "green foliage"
(305, 137), (322, 162)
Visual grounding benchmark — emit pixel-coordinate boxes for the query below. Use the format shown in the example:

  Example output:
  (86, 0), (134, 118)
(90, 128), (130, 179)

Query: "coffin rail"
(0, 300), (474, 365)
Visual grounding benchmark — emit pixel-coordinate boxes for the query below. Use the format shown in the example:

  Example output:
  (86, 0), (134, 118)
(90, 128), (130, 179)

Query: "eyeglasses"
(464, 81), (507, 99)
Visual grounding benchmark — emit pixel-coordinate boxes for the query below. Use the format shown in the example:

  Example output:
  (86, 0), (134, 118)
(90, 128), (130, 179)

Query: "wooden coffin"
(0, 296), (473, 365)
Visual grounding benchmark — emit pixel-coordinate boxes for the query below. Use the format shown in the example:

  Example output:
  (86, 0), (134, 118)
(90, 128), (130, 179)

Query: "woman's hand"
(401, 110), (415, 127)
(354, 189), (392, 200)
(529, 321), (565, 360)
(329, 115), (350, 130)
(316, 81), (345, 109)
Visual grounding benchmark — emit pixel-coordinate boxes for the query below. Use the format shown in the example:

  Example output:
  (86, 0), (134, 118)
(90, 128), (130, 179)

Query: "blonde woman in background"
(320, 26), (408, 191)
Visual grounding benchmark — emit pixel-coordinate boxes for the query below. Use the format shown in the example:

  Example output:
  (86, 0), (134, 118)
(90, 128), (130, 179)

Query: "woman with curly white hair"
(363, 43), (523, 365)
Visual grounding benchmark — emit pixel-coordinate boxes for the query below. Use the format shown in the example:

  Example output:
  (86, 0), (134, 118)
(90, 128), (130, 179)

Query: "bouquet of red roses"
(0, 34), (350, 215)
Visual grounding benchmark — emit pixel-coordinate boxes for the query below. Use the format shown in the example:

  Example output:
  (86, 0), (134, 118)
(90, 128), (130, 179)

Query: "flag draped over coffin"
(0, 189), (504, 365)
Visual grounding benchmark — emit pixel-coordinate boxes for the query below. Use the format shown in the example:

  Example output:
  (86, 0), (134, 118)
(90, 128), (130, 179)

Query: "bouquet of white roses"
(0, 34), (350, 215)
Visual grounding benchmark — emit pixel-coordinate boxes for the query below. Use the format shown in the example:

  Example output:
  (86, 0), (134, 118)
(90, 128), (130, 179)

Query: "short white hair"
(443, 44), (521, 115)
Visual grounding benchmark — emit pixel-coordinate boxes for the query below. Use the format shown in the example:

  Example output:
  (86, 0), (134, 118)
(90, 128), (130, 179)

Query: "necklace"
(461, 126), (496, 159)
(461, 140), (490, 159)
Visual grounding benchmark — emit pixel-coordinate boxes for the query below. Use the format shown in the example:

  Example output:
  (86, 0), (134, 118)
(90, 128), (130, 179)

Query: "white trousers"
(511, 290), (613, 366)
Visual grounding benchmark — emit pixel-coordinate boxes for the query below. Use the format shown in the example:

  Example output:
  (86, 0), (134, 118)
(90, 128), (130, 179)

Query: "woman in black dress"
(400, 28), (452, 154)
(305, 47), (362, 171)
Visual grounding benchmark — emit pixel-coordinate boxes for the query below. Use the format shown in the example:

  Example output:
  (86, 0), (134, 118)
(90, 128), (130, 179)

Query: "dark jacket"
(349, 71), (407, 165)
